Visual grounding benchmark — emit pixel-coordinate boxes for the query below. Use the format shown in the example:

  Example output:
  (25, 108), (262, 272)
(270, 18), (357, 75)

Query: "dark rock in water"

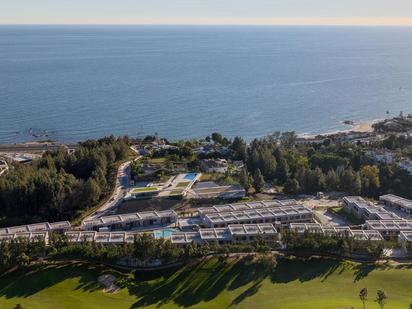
(343, 120), (354, 125)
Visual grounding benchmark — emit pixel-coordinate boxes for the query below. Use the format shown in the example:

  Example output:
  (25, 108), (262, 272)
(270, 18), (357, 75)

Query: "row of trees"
(282, 230), (384, 259)
(228, 133), (412, 199)
(1, 229), (386, 272)
(0, 136), (130, 225)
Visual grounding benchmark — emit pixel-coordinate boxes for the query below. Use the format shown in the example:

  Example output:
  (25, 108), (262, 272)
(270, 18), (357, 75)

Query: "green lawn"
(1, 258), (412, 309)
(131, 187), (160, 193)
(176, 181), (190, 188)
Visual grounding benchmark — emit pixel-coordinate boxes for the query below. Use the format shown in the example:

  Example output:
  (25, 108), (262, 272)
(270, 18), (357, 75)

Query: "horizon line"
(2, 23), (412, 27)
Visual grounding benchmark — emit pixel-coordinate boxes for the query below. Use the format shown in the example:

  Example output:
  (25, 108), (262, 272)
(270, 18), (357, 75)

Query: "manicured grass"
(176, 181), (190, 188)
(1, 258), (412, 309)
(170, 189), (184, 195)
(131, 187), (160, 193)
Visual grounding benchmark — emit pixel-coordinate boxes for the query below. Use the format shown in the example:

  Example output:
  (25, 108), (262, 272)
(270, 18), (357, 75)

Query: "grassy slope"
(1, 258), (412, 309)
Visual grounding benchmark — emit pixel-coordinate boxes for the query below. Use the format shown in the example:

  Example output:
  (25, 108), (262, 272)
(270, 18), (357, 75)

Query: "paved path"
(84, 155), (140, 222)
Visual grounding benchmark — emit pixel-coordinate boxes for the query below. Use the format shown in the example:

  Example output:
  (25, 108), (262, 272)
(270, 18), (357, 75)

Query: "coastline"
(297, 118), (382, 140)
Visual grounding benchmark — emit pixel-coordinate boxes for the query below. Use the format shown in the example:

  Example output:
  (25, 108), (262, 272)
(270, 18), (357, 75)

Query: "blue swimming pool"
(184, 173), (198, 181)
(153, 228), (176, 239)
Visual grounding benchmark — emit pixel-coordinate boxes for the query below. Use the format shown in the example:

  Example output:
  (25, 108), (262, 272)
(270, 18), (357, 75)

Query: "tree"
(211, 132), (223, 144)
(239, 168), (251, 191)
(325, 169), (339, 192)
(260, 149), (277, 179)
(275, 157), (290, 184)
(231, 136), (247, 161)
(253, 169), (265, 193)
(375, 290), (387, 309)
(359, 288), (368, 309)
(360, 165), (380, 197)
(283, 178), (300, 195)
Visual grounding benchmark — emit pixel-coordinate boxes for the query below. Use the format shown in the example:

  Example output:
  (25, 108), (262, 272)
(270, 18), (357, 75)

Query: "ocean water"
(1, 25), (412, 143)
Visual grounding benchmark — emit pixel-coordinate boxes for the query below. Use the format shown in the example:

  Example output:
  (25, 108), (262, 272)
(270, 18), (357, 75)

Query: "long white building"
(379, 194), (412, 215)
(198, 200), (313, 228)
(289, 223), (384, 241)
(82, 210), (178, 231)
(0, 221), (71, 236)
(364, 219), (412, 239)
(65, 231), (138, 245)
(171, 223), (278, 246)
(342, 196), (399, 221)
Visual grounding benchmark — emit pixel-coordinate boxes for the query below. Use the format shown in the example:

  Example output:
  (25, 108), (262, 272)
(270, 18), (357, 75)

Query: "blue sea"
(1, 25), (412, 143)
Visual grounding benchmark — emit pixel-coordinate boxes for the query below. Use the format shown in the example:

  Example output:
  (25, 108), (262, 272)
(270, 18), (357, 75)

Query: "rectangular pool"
(184, 173), (198, 181)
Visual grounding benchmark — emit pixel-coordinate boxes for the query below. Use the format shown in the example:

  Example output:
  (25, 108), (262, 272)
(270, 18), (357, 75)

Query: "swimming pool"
(153, 228), (177, 239)
(184, 173), (198, 181)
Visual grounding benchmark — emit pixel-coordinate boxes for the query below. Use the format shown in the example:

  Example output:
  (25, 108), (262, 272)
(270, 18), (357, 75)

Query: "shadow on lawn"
(128, 257), (348, 308)
(0, 262), (103, 299)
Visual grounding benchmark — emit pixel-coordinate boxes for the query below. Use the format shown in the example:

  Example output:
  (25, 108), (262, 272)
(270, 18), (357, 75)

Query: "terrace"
(0, 221), (71, 235)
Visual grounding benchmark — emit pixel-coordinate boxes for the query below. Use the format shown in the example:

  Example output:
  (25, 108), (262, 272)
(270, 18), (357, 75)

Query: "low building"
(342, 196), (399, 221)
(364, 219), (412, 239)
(379, 194), (412, 215)
(197, 199), (298, 219)
(399, 231), (412, 252)
(0, 231), (49, 243)
(200, 159), (228, 173)
(65, 231), (137, 245)
(201, 204), (313, 228)
(0, 221), (71, 235)
(82, 210), (178, 231)
(289, 223), (384, 241)
(171, 223), (278, 246)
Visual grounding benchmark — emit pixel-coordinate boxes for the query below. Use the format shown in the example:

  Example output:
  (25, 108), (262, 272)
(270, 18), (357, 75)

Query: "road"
(84, 157), (138, 222)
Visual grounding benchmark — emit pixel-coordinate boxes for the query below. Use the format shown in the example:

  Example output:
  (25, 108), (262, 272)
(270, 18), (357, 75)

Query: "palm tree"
(359, 288), (368, 309)
(375, 290), (387, 309)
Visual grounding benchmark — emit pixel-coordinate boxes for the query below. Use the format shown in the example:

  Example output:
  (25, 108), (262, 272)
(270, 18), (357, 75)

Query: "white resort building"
(198, 200), (313, 228)
(171, 223), (278, 246)
(342, 196), (399, 221)
(0, 221), (71, 235)
(379, 194), (412, 215)
(82, 210), (178, 231)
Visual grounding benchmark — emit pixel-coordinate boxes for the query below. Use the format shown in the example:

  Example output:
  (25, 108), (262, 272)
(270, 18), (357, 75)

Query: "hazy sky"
(2, 0), (412, 25)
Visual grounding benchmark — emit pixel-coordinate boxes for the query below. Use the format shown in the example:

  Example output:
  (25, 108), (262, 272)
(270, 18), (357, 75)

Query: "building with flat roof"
(0, 221), (71, 236)
(289, 223), (384, 241)
(379, 194), (412, 215)
(82, 210), (178, 231)
(171, 223), (278, 246)
(342, 196), (399, 221)
(65, 231), (137, 245)
(399, 231), (412, 252)
(198, 199), (298, 218)
(201, 203), (313, 228)
(200, 158), (229, 173)
(364, 219), (412, 239)
(0, 231), (49, 243)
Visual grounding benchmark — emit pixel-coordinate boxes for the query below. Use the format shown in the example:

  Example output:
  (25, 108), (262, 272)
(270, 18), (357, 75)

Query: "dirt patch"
(98, 274), (119, 294)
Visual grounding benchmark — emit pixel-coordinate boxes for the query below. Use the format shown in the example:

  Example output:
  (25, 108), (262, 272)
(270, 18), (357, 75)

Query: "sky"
(2, 0), (412, 25)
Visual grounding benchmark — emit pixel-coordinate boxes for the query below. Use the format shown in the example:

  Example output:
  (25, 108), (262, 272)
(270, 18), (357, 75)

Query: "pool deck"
(126, 172), (202, 199)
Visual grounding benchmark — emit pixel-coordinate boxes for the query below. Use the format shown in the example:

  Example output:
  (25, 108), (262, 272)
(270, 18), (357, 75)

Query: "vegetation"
(1, 257), (412, 308)
(222, 132), (412, 199)
(282, 230), (384, 259)
(0, 137), (131, 226)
